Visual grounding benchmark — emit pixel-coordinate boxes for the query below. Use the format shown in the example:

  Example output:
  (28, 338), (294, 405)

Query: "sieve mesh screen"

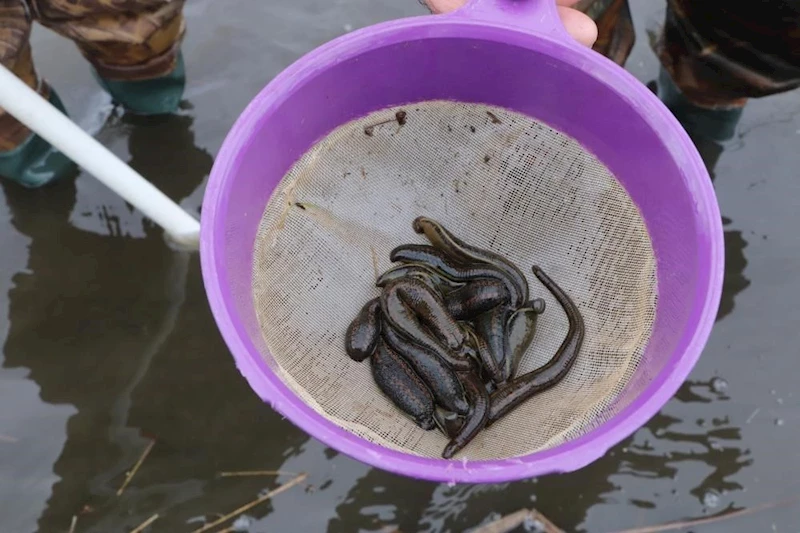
(251, 101), (657, 460)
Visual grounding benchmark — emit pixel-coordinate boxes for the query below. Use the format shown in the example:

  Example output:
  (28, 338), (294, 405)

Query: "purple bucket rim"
(200, 9), (724, 484)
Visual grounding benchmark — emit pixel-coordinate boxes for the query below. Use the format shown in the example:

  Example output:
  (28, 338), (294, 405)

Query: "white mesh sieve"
(252, 101), (658, 460)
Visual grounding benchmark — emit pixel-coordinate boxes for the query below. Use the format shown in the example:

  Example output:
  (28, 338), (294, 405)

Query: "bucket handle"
(454, 0), (575, 44)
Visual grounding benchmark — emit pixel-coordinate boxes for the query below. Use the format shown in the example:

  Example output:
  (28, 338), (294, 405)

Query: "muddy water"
(1, 1), (799, 532)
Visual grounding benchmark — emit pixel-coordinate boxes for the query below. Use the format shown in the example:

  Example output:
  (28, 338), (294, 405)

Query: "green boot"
(0, 88), (77, 189)
(657, 66), (744, 143)
(92, 50), (186, 116)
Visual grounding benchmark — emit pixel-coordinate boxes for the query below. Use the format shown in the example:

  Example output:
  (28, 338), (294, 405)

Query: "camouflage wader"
(580, 0), (800, 143)
(580, 0), (800, 106)
(0, 0), (186, 151)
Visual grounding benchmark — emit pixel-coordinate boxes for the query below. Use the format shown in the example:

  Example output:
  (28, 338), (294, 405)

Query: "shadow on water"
(329, 385), (750, 533)
(0, 110), (315, 532)
(0, 110), (202, 531)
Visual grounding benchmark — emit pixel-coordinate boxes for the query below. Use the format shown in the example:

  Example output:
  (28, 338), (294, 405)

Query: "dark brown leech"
(487, 266), (585, 424)
(390, 244), (525, 308)
(383, 324), (470, 415)
(412, 216), (530, 305)
(404, 271), (440, 295)
(474, 304), (514, 380)
(376, 263), (465, 293)
(505, 298), (546, 379)
(391, 278), (466, 350)
(345, 298), (382, 362)
(372, 340), (436, 430)
(465, 327), (506, 386)
(380, 282), (471, 371)
(443, 279), (510, 321)
(442, 370), (490, 459)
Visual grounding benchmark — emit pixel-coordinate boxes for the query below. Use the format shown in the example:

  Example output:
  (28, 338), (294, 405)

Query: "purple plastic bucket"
(200, 0), (724, 483)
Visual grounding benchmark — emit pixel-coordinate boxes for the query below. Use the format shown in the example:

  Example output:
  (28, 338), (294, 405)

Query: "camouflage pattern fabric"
(0, 0), (185, 149)
(655, 0), (800, 108)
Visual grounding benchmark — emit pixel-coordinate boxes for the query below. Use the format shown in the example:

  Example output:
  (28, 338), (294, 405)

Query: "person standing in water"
(426, 0), (800, 151)
(0, 0), (187, 188)
(0, 0), (590, 190)
(4, 0), (800, 188)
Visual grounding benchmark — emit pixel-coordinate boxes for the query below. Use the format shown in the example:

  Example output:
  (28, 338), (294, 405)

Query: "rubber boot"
(0, 88), (77, 189)
(656, 66), (744, 143)
(92, 50), (186, 116)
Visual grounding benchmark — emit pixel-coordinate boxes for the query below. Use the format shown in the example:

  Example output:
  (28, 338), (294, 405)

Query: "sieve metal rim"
(200, 0), (724, 484)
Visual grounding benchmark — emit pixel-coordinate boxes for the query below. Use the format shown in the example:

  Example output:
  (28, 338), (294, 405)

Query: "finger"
(423, 0), (599, 48)
(557, 6), (598, 47)
(424, 0), (464, 14)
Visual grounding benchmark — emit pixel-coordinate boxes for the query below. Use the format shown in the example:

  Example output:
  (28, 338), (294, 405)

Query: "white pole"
(0, 63), (201, 249)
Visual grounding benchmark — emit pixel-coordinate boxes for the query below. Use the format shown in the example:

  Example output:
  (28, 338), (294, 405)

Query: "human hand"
(422, 0), (598, 48)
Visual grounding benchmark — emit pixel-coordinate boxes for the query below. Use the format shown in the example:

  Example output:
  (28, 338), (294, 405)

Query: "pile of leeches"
(345, 216), (585, 459)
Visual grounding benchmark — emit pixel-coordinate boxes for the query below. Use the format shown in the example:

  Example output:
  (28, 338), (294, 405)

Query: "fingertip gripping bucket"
(200, 0), (724, 484)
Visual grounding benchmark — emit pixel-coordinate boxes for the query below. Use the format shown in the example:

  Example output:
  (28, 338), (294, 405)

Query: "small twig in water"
(117, 439), (156, 496)
(68, 515), (78, 533)
(470, 508), (564, 533)
(130, 513), (159, 533)
(746, 407), (760, 424)
(609, 495), (800, 533)
(218, 470), (297, 478)
(190, 473), (307, 533)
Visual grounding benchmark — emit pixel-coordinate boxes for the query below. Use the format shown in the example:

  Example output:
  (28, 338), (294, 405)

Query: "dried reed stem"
(117, 439), (156, 496)
(218, 470), (297, 478)
(130, 513), (159, 533)
(190, 473), (307, 533)
(611, 496), (800, 533)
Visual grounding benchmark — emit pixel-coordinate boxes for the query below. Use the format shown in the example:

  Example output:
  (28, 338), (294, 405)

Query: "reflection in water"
(0, 183), (77, 533)
(328, 378), (751, 533)
(0, 110), (219, 532)
(331, 469), (435, 532)
(576, 378), (751, 531)
(636, 380), (750, 501)
(720, 223), (750, 323)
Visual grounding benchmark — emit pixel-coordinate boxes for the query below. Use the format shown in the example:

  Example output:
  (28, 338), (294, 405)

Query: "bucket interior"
(207, 29), (710, 464)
